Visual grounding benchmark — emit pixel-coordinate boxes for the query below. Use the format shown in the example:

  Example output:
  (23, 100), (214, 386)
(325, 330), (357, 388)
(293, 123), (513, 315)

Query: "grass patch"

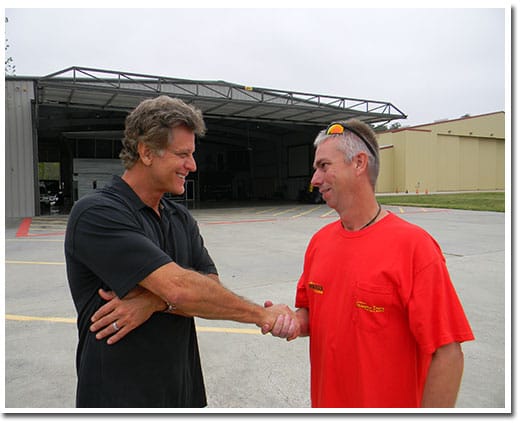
(376, 192), (505, 212)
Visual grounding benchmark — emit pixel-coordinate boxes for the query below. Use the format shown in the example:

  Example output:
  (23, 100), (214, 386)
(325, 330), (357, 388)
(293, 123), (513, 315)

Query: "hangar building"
(376, 112), (505, 194)
(5, 66), (407, 218)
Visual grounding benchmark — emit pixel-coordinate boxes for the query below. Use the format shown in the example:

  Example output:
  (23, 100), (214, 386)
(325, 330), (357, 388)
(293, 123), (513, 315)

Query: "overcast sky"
(4, 6), (508, 127)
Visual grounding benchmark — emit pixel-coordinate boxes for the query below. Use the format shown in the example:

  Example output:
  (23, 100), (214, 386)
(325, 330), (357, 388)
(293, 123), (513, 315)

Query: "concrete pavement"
(4, 203), (508, 412)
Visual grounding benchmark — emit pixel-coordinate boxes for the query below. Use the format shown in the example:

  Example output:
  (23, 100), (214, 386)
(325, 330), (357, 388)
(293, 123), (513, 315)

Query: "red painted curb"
(15, 218), (32, 237)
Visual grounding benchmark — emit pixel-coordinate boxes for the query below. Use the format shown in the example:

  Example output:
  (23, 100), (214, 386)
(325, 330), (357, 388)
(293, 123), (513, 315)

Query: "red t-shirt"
(295, 212), (474, 408)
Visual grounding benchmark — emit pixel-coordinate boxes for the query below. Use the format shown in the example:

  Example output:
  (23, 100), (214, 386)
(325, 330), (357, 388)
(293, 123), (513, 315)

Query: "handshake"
(89, 288), (306, 345)
(259, 300), (303, 341)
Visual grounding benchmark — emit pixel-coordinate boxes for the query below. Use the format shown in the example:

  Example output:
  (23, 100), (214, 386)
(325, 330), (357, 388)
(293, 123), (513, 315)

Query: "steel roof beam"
(36, 66), (407, 124)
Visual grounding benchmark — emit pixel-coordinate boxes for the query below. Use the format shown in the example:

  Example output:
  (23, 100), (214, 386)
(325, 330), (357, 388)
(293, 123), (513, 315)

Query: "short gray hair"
(314, 119), (380, 188)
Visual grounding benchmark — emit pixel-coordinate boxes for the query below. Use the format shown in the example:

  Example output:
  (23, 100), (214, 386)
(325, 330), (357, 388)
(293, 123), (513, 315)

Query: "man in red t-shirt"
(265, 119), (474, 408)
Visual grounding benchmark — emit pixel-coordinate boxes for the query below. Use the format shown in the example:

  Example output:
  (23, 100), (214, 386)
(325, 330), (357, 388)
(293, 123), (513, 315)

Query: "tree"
(371, 123), (388, 132)
(371, 121), (402, 133)
(5, 17), (16, 75)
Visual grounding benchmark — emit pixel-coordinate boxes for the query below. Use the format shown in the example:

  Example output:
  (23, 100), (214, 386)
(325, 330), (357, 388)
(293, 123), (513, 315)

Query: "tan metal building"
(376, 112), (505, 194)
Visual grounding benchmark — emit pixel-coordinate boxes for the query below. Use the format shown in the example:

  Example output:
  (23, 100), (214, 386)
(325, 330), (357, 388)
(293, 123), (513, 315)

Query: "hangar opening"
(7, 67), (406, 217)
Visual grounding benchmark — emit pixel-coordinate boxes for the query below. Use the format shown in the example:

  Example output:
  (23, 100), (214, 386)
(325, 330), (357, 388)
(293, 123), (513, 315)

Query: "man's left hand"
(89, 286), (165, 345)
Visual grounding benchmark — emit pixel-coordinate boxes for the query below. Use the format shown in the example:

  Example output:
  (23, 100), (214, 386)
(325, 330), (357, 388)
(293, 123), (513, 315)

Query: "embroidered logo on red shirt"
(308, 282), (324, 294)
(356, 301), (385, 313)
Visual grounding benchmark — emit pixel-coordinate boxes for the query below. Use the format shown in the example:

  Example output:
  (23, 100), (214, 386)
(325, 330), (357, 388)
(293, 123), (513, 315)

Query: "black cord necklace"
(359, 203), (382, 230)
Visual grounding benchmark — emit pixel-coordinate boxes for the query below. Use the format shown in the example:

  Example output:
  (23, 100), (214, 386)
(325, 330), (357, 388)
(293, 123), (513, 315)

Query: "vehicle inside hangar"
(34, 67), (406, 213)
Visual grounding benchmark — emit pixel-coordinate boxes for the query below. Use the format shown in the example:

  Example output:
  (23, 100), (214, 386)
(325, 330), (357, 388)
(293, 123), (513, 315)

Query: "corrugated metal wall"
(5, 79), (37, 218)
(376, 112), (505, 193)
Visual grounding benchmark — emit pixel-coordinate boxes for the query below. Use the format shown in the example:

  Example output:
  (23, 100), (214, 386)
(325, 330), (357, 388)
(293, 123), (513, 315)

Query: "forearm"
(163, 273), (220, 317)
(140, 262), (266, 325)
(421, 342), (464, 407)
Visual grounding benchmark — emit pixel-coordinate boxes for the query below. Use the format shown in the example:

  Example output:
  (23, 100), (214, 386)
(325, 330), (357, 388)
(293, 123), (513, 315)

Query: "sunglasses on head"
(325, 122), (377, 158)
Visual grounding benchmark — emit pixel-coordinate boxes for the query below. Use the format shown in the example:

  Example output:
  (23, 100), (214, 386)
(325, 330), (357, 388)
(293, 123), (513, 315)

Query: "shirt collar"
(108, 175), (177, 215)
(109, 175), (148, 211)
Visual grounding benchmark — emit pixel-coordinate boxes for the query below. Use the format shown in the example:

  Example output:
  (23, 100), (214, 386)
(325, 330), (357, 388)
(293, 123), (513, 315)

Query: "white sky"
(3, 4), (510, 127)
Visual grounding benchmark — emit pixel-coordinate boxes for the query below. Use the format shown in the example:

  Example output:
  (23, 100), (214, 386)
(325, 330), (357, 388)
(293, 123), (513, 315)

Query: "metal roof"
(36, 66), (407, 126)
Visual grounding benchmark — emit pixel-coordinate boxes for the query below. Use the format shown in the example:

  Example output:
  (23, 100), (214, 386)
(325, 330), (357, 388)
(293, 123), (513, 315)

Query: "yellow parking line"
(291, 205), (322, 218)
(5, 314), (261, 335)
(254, 207), (280, 215)
(196, 326), (260, 335)
(399, 207), (405, 213)
(272, 206), (301, 216)
(6, 238), (64, 242)
(320, 209), (336, 217)
(6, 260), (65, 265)
(30, 223), (67, 228)
(6, 314), (76, 324)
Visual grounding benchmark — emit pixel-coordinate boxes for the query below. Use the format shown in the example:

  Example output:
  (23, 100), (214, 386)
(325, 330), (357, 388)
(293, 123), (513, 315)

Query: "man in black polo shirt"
(65, 95), (299, 408)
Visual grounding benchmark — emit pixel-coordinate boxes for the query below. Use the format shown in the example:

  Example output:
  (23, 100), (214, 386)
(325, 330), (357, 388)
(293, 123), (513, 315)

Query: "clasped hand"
(261, 300), (300, 341)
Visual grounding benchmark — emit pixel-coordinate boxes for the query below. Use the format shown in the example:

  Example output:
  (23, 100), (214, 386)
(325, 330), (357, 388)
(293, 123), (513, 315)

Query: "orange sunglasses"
(325, 122), (377, 158)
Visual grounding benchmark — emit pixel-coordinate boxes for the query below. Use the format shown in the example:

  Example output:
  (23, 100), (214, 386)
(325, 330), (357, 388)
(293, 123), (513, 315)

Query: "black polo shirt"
(65, 175), (217, 408)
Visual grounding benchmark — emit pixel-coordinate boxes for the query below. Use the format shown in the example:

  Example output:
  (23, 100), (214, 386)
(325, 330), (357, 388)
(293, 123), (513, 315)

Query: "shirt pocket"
(352, 281), (393, 333)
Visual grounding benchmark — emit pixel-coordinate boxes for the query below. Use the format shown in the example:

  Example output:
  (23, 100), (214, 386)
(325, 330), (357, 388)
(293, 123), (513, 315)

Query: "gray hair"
(314, 119), (380, 188)
(120, 95), (206, 169)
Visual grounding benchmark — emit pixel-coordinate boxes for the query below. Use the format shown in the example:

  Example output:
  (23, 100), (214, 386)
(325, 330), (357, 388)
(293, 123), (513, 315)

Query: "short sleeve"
(67, 205), (172, 298)
(295, 241), (314, 309)
(295, 275), (309, 309)
(182, 207), (218, 275)
(407, 257), (475, 354)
